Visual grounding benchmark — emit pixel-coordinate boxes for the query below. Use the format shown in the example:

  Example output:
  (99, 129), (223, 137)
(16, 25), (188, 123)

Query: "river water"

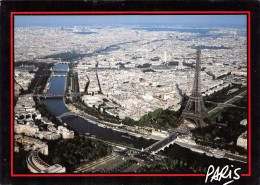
(41, 64), (156, 149)
(46, 78), (66, 94)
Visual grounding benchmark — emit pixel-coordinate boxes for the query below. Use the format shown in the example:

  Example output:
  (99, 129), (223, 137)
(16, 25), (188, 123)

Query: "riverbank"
(65, 102), (123, 127)
(64, 101), (165, 141)
(174, 137), (247, 163)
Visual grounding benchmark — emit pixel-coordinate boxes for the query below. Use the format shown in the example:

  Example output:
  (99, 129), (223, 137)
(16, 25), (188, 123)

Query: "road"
(224, 91), (246, 104)
(66, 102), (124, 127)
(175, 141), (247, 164)
(75, 153), (119, 173)
(85, 136), (141, 152)
(208, 90), (247, 114)
(91, 155), (124, 173)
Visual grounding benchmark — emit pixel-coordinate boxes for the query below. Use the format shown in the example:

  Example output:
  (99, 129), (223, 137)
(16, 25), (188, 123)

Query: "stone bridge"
(35, 94), (65, 99)
(145, 132), (179, 154)
(53, 69), (68, 72)
(52, 74), (67, 77)
(56, 61), (70, 65)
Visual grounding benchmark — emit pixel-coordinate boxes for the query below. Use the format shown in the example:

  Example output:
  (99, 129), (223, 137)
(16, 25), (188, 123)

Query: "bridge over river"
(52, 74), (67, 77)
(53, 69), (68, 72)
(56, 112), (79, 120)
(144, 132), (179, 154)
(34, 94), (65, 98)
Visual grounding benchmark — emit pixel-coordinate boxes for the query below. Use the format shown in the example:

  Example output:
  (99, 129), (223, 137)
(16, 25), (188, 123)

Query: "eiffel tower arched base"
(176, 111), (212, 128)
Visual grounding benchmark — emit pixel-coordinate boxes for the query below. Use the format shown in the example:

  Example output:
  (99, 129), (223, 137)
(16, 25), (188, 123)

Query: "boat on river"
(122, 135), (133, 140)
(128, 132), (142, 138)
(143, 136), (151, 140)
(190, 148), (204, 154)
(87, 119), (96, 124)
(97, 123), (107, 128)
(209, 149), (225, 158)
(205, 152), (213, 157)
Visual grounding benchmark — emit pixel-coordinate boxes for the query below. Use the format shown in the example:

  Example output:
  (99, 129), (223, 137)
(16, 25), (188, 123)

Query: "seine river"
(41, 64), (156, 149)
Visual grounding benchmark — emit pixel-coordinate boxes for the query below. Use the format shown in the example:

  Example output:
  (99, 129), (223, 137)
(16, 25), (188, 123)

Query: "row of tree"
(122, 108), (180, 130)
(43, 51), (85, 61)
(34, 98), (63, 127)
(95, 135), (134, 148)
(20, 63), (53, 95)
(203, 84), (247, 103)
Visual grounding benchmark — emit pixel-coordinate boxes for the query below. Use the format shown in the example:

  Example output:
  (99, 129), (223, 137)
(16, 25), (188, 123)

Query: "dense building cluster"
(76, 67), (233, 121)
(14, 65), (37, 91)
(14, 134), (48, 155)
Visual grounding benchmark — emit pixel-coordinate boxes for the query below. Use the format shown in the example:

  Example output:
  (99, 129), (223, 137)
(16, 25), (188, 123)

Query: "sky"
(14, 15), (247, 28)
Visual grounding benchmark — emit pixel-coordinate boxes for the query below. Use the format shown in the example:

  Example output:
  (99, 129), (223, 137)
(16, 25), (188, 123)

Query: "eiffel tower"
(177, 48), (212, 127)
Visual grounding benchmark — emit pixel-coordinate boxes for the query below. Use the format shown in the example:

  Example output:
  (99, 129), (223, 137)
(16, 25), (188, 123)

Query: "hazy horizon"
(14, 15), (247, 28)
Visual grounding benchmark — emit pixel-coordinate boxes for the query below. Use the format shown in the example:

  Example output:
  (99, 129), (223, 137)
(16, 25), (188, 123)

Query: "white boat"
(122, 135), (133, 140)
(144, 136), (151, 140)
(99, 124), (107, 128)
(88, 120), (96, 124)
(128, 132), (142, 138)
(190, 148), (204, 154)
(117, 129), (126, 133)
(205, 152), (213, 157)
(213, 154), (224, 158)
(209, 149), (225, 158)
